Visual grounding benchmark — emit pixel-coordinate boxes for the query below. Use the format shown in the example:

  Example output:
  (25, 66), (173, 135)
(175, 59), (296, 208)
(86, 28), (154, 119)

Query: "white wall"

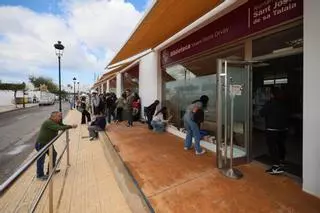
(303, 0), (320, 198)
(106, 80), (110, 92)
(101, 84), (104, 94)
(116, 73), (123, 98)
(0, 91), (15, 106)
(139, 51), (161, 117)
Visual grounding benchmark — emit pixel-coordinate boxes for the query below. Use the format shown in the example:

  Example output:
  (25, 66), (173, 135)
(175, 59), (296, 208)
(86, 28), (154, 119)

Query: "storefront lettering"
(170, 44), (191, 57)
(253, 5), (271, 18)
(161, 0), (302, 66)
(214, 27), (229, 38)
(192, 40), (202, 48)
(202, 34), (214, 42)
(170, 28), (229, 57)
(253, 0), (297, 25)
(273, 1), (297, 16)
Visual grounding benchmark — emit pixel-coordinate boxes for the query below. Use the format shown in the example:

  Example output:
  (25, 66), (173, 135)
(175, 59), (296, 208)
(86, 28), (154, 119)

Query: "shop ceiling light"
(286, 38), (303, 47)
(272, 46), (294, 54)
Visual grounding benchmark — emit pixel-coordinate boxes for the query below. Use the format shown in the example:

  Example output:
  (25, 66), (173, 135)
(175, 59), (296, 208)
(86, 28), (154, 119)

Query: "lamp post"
(73, 77), (76, 109)
(77, 81), (80, 96)
(54, 41), (65, 112)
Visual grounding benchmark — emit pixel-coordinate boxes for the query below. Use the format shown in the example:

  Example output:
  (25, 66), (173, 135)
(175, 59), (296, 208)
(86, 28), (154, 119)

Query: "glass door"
(216, 59), (252, 169)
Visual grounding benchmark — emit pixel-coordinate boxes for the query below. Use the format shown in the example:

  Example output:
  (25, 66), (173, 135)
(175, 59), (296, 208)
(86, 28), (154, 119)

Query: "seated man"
(151, 107), (172, 133)
(88, 112), (106, 140)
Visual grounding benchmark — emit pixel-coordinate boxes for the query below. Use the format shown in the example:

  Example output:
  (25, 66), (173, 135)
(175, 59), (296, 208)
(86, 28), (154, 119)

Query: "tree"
(29, 76), (58, 93)
(0, 82), (26, 108)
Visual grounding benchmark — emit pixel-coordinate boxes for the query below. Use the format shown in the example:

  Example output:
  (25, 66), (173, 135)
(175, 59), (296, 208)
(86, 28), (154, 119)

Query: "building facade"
(95, 0), (320, 198)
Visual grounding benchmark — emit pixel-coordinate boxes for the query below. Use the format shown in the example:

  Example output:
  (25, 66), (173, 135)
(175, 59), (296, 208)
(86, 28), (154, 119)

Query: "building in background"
(93, 0), (320, 198)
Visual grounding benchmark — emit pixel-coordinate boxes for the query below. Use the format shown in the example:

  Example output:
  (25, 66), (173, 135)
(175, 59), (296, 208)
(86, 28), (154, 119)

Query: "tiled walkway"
(0, 111), (131, 213)
(106, 122), (320, 213)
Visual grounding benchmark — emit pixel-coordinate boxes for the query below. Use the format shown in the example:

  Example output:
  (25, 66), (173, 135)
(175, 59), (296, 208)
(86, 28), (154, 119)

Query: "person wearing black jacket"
(80, 97), (91, 124)
(260, 87), (289, 175)
(106, 93), (117, 124)
(145, 100), (160, 130)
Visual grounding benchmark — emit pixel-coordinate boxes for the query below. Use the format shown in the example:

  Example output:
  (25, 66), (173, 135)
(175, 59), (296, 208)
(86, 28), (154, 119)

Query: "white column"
(303, 0), (320, 197)
(139, 51), (161, 118)
(101, 83), (104, 94)
(116, 72), (123, 98)
(106, 80), (110, 93)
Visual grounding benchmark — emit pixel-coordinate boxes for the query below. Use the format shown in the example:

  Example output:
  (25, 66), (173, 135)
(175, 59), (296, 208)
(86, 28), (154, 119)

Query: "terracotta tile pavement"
(106, 122), (320, 213)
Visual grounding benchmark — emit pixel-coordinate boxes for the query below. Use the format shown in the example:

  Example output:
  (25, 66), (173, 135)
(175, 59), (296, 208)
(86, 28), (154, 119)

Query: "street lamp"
(73, 77), (76, 109)
(77, 81), (80, 96)
(54, 41), (65, 112)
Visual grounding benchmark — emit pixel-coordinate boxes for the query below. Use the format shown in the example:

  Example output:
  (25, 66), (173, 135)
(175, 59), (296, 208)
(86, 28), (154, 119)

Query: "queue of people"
(35, 83), (290, 183)
(34, 88), (213, 181)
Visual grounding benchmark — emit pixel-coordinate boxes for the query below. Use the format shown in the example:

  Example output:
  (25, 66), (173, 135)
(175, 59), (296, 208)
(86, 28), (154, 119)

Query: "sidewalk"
(106, 122), (320, 213)
(0, 110), (133, 213)
(0, 103), (38, 114)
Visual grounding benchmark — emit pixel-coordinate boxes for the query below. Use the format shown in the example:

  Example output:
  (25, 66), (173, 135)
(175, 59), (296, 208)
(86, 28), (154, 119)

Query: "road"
(0, 102), (70, 184)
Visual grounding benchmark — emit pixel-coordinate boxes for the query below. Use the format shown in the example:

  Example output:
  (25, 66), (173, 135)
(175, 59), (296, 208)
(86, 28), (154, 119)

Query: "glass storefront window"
(163, 48), (244, 136)
(164, 71), (216, 133)
(123, 65), (139, 94)
(252, 25), (303, 57)
(109, 78), (116, 94)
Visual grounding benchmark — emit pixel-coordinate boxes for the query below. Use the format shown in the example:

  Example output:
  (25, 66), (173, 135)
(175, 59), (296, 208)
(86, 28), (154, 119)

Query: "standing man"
(125, 89), (135, 127)
(260, 87), (289, 175)
(106, 93), (117, 124)
(91, 90), (100, 115)
(35, 111), (77, 180)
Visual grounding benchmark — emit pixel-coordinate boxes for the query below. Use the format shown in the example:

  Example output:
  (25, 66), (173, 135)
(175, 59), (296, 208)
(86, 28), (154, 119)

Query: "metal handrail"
(0, 129), (71, 213)
(30, 132), (69, 212)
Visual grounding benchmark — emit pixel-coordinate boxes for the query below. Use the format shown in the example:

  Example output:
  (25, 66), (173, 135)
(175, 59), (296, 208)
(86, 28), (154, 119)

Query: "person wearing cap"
(183, 95), (209, 156)
(91, 90), (100, 115)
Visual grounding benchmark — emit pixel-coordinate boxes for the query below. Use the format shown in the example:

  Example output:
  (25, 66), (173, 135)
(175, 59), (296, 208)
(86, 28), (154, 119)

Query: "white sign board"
(230, 85), (243, 96)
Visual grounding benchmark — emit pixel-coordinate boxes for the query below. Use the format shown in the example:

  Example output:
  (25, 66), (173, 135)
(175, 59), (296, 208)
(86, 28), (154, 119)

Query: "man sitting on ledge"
(88, 112), (106, 141)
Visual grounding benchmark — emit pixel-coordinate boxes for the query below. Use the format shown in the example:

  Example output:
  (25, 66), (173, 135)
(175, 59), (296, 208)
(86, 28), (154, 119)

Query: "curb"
(99, 132), (154, 213)
(0, 105), (39, 115)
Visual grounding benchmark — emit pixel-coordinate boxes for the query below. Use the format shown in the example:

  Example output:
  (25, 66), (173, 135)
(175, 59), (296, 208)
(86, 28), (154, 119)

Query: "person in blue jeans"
(35, 112), (77, 180)
(183, 95), (209, 155)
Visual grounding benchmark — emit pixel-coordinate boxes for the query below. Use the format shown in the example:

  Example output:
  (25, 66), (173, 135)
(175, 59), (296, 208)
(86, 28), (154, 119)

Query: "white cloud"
(0, 0), (143, 87)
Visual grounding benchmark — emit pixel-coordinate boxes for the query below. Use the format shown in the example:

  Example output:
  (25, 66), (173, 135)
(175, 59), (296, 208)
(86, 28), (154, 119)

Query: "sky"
(0, 0), (152, 92)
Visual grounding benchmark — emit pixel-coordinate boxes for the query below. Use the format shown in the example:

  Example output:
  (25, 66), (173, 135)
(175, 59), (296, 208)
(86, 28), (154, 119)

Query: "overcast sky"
(0, 0), (152, 91)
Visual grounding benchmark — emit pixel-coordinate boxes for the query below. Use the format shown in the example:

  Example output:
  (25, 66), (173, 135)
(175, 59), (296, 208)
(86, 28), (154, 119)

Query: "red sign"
(161, 0), (303, 66)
